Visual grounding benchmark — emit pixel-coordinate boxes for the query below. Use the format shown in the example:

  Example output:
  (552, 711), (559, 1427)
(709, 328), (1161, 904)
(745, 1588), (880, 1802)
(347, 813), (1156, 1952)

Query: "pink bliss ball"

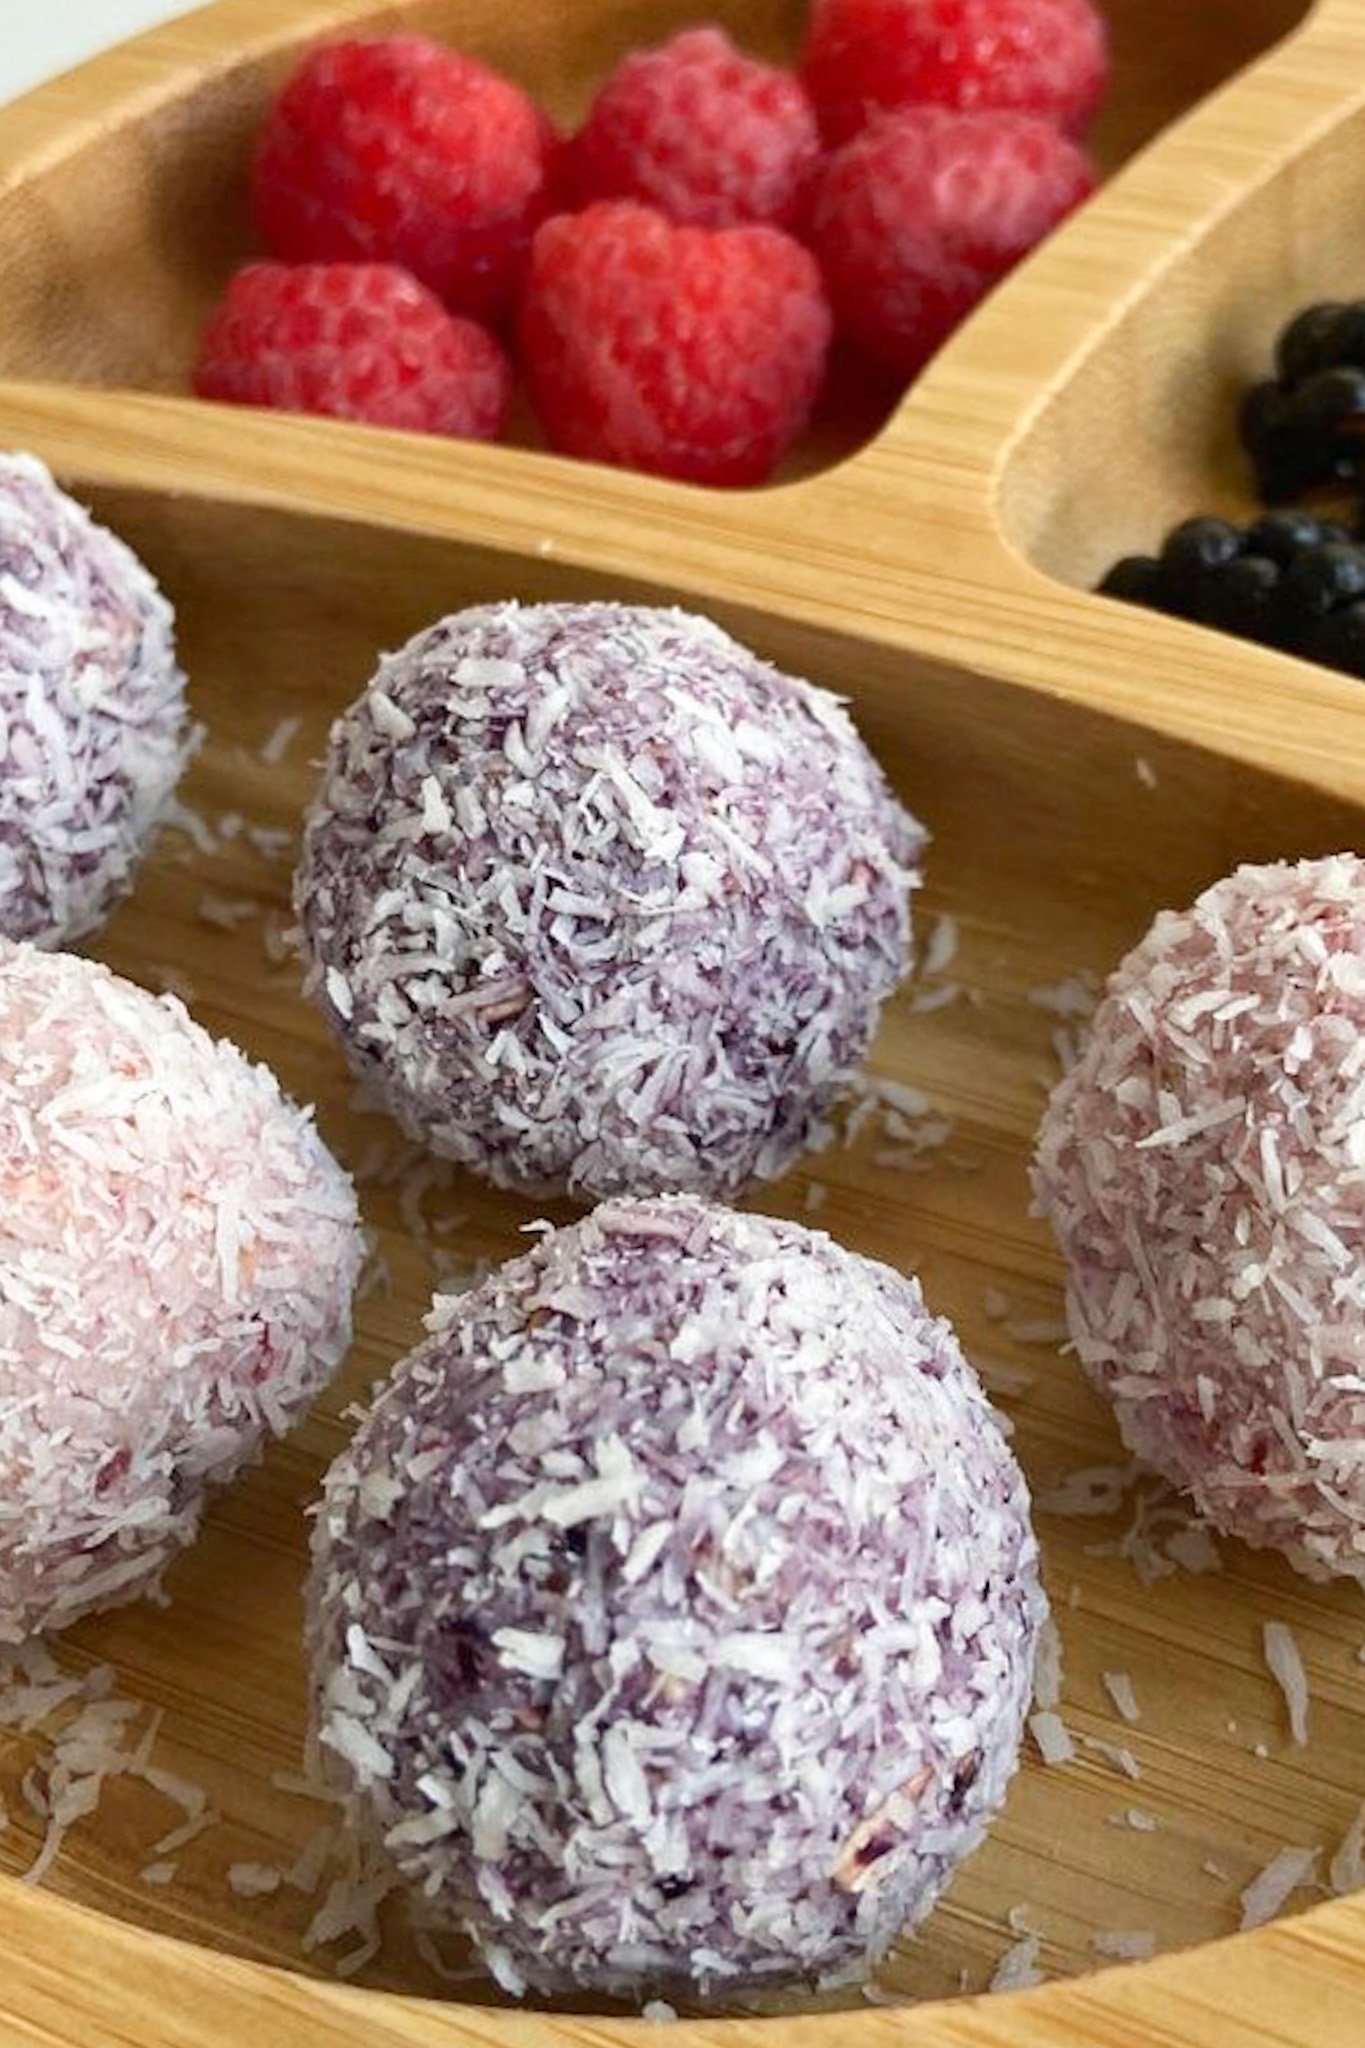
(1034, 855), (1365, 1581)
(0, 453), (189, 947)
(308, 1195), (1044, 2002)
(294, 602), (923, 1202)
(0, 943), (363, 1641)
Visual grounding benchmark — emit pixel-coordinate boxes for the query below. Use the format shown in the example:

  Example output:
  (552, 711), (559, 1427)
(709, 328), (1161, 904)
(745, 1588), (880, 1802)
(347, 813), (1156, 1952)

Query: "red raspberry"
(520, 201), (831, 487)
(251, 36), (554, 323)
(566, 26), (822, 232)
(803, 0), (1109, 145)
(193, 263), (511, 439)
(810, 107), (1095, 377)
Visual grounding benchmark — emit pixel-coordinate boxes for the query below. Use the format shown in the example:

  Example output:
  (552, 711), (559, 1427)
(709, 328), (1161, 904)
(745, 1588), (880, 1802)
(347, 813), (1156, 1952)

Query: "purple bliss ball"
(0, 452), (189, 945)
(308, 1195), (1044, 2003)
(1034, 854), (1365, 1581)
(294, 602), (924, 1202)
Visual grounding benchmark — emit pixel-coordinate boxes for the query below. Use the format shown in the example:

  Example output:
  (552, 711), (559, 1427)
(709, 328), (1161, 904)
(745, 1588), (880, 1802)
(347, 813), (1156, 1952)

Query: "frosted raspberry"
(810, 107), (1095, 377)
(194, 263), (511, 439)
(250, 36), (555, 322)
(803, 0), (1109, 145)
(567, 26), (822, 231)
(520, 201), (830, 486)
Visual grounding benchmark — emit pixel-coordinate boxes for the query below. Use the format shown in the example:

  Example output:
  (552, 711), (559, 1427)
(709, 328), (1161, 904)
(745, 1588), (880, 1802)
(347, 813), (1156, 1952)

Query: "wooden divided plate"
(3, 2), (1365, 2043)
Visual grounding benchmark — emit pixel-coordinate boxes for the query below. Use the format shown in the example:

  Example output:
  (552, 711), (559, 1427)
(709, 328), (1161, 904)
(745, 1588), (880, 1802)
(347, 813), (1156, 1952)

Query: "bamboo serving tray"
(5, 0), (1365, 2042)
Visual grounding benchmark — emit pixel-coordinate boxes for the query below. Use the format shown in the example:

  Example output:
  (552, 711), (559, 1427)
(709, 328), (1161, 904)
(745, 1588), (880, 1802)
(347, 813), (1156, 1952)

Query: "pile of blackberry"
(1098, 300), (1365, 680)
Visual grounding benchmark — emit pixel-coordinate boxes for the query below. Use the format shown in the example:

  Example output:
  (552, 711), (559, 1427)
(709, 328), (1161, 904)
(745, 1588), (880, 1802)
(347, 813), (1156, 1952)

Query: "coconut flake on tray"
(1239, 1847), (1320, 1930)
(1262, 1622), (1310, 1746)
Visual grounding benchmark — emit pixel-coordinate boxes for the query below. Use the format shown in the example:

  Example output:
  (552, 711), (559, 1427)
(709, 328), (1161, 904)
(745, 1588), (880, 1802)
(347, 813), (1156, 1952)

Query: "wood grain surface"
(2, 2), (1365, 2045)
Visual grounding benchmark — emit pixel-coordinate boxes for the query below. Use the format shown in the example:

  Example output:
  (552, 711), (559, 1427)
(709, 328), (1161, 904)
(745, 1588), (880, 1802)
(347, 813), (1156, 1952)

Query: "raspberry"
(250, 36), (554, 322)
(519, 201), (831, 487)
(565, 26), (822, 231)
(802, 0), (1109, 145)
(809, 107), (1095, 377)
(193, 263), (511, 439)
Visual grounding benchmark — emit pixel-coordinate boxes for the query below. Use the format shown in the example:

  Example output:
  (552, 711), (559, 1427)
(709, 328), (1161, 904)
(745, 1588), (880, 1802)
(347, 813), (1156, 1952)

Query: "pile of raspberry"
(195, 0), (1108, 486)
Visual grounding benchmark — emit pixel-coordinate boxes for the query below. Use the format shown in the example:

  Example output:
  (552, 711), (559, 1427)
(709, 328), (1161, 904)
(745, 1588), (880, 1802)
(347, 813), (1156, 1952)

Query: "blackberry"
(1275, 300), (1365, 384)
(1252, 352), (1365, 503)
(1308, 599), (1365, 676)
(1097, 555), (1162, 606)
(1280, 539), (1365, 618)
(1243, 509), (1333, 565)
(1096, 513), (1365, 679)
(1207, 553), (1282, 638)
(1275, 302), (1346, 386)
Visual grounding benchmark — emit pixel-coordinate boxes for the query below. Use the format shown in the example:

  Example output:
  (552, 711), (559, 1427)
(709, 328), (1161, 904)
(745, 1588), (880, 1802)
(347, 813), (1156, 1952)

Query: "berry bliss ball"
(0, 943), (363, 1642)
(295, 603), (923, 1202)
(309, 1196), (1045, 2002)
(0, 452), (189, 946)
(1034, 855), (1365, 1582)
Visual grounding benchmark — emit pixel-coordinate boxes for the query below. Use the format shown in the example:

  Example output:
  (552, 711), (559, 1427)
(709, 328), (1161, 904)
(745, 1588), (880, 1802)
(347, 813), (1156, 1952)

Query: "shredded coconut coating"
(0, 453), (189, 945)
(309, 1195), (1042, 2002)
(294, 603), (923, 1201)
(1034, 855), (1365, 1581)
(0, 942), (363, 1641)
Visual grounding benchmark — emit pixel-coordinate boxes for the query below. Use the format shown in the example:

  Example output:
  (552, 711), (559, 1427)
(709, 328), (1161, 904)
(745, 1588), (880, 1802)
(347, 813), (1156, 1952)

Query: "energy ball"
(295, 603), (923, 1201)
(0, 942), (363, 1641)
(0, 453), (189, 945)
(309, 1195), (1043, 2003)
(1034, 854), (1365, 1581)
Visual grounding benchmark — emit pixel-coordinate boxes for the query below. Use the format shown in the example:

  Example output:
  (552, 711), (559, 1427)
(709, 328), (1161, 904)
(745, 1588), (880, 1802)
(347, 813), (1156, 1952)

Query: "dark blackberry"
(1242, 365), (1365, 501)
(1243, 509), (1327, 565)
(1280, 540), (1365, 619)
(1294, 364), (1365, 437)
(1160, 516), (1242, 578)
(1207, 553), (1282, 638)
(1157, 517), (1243, 621)
(1240, 381), (1310, 501)
(1097, 514), (1365, 681)
(1306, 599), (1365, 677)
(1097, 555), (1162, 605)
(1275, 302), (1345, 386)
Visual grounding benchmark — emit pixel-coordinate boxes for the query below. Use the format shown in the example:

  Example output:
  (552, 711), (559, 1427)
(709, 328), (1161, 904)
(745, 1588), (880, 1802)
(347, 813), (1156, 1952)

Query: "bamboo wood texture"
(3, 3), (1365, 2045)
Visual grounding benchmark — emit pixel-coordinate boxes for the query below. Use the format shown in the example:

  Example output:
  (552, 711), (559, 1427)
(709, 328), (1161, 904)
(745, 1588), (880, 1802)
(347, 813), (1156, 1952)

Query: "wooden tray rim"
(2, 4), (1365, 2041)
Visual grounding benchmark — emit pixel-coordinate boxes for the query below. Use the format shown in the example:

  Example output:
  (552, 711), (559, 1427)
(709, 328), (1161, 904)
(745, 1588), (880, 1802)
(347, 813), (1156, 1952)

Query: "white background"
(2, 2), (196, 104)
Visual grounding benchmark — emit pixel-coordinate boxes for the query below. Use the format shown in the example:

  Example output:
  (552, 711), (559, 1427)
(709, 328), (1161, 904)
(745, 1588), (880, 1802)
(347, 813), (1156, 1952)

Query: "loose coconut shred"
(1034, 857), (1365, 1580)
(0, 942), (363, 1639)
(0, 452), (190, 945)
(309, 1196), (1043, 2003)
(295, 604), (924, 1202)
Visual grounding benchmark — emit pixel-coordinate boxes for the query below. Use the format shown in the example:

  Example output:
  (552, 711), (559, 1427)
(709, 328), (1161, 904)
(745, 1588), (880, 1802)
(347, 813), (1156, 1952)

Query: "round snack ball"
(566, 27), (823, 231)
(809, 107), (1096, 379)
(0, 452), (189, 947)
(0, 942), (363, 1641)
(309, 1195), (1045, 2002)
(294, 602), (923, 1201)
(802, 0), (1110, 147)
(250, 36), (556, 324)
(1033, 855), (1365, 1582)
